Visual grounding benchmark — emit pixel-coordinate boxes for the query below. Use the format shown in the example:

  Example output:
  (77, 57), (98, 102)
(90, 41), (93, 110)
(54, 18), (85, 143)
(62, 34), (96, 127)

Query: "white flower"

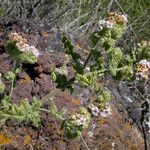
(99, 19), (106, 30)
(29, 46), (40, 58)
(121, 14), (128, 23)
(100, 107), (112, 117)
(79, 60), (84, 65)
(99, 19), (114, 30)
(72, 114), (87, 126)
(75, 117), (87, 126)
(106, 21), (113, 29)
(55, 66), (68, 76)
(100, 103), (112, 117)
(16, 42), (28, 52)
(89, 104), (99, 116)
(9, 32), (27, 43)
(16, 43), (40, 58)
(139, 59), (148, 65)
(99, 19), (106, 25)
(135, 72), (148, 81)
(85, 67), (90, 72)
(147, 62), (150, 69)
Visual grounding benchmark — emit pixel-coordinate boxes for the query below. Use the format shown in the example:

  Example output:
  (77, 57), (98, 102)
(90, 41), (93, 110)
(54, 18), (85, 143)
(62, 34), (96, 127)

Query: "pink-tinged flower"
(139, 59), (150, 69)
(135, 72), (148, 81)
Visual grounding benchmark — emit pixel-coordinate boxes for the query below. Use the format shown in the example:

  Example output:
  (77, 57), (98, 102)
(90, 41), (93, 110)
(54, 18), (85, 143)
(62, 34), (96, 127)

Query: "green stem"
(40, 108), (65, 120)
(83, 50), (93, 68)
(40, 89), (60, 104)
(9, 62), (19, 99)
(83, 37), (101, 69)
(115, 67), (124, 71)
(9, 78), (14, 99)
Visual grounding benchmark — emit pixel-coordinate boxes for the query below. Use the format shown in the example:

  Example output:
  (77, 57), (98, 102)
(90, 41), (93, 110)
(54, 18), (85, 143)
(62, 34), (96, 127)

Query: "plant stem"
(40, 89), (60, 104)
(40, 108), (65, 120)
(9, 78), (15, 99)
(83, 36), (101, 69)
(9, 62), (18, 99)
(80, 134), (90, 150)
(83, 50), (93, 68)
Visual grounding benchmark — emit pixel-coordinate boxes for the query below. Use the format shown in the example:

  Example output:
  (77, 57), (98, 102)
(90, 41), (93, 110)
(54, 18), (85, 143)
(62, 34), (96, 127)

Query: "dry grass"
(0, 0), (149, 49)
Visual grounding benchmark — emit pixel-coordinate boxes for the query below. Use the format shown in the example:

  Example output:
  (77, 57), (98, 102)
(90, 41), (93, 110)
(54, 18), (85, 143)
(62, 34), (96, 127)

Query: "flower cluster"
(99, 19), (113, 30)
(135, 59), (150, 81)
(72, 107), (91, 127)
(107, 12), (128, 25)
(98, 12), (127, 31)
(63, 107), (91, 139)
(9, 32), (40, 58)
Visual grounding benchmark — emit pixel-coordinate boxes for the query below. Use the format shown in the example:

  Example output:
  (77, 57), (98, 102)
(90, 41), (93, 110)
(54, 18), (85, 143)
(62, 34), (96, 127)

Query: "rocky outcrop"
(0, 20), (145, 150)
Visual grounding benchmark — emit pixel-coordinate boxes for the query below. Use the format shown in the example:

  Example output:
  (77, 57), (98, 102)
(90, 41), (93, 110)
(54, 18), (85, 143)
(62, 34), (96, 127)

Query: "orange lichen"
(71, 99), (80, 105)
(124, 123), (132, 132)
(0, 133), (12, 145)
(99, 120), (106, 126)
(24, 135), (31, 145)
(20, 74), (31, 84)
(41, 31), (49, 38)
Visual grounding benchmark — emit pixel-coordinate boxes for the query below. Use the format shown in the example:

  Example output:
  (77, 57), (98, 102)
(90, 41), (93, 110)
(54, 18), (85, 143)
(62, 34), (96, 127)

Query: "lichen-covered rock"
(0, 20), (145, 150)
